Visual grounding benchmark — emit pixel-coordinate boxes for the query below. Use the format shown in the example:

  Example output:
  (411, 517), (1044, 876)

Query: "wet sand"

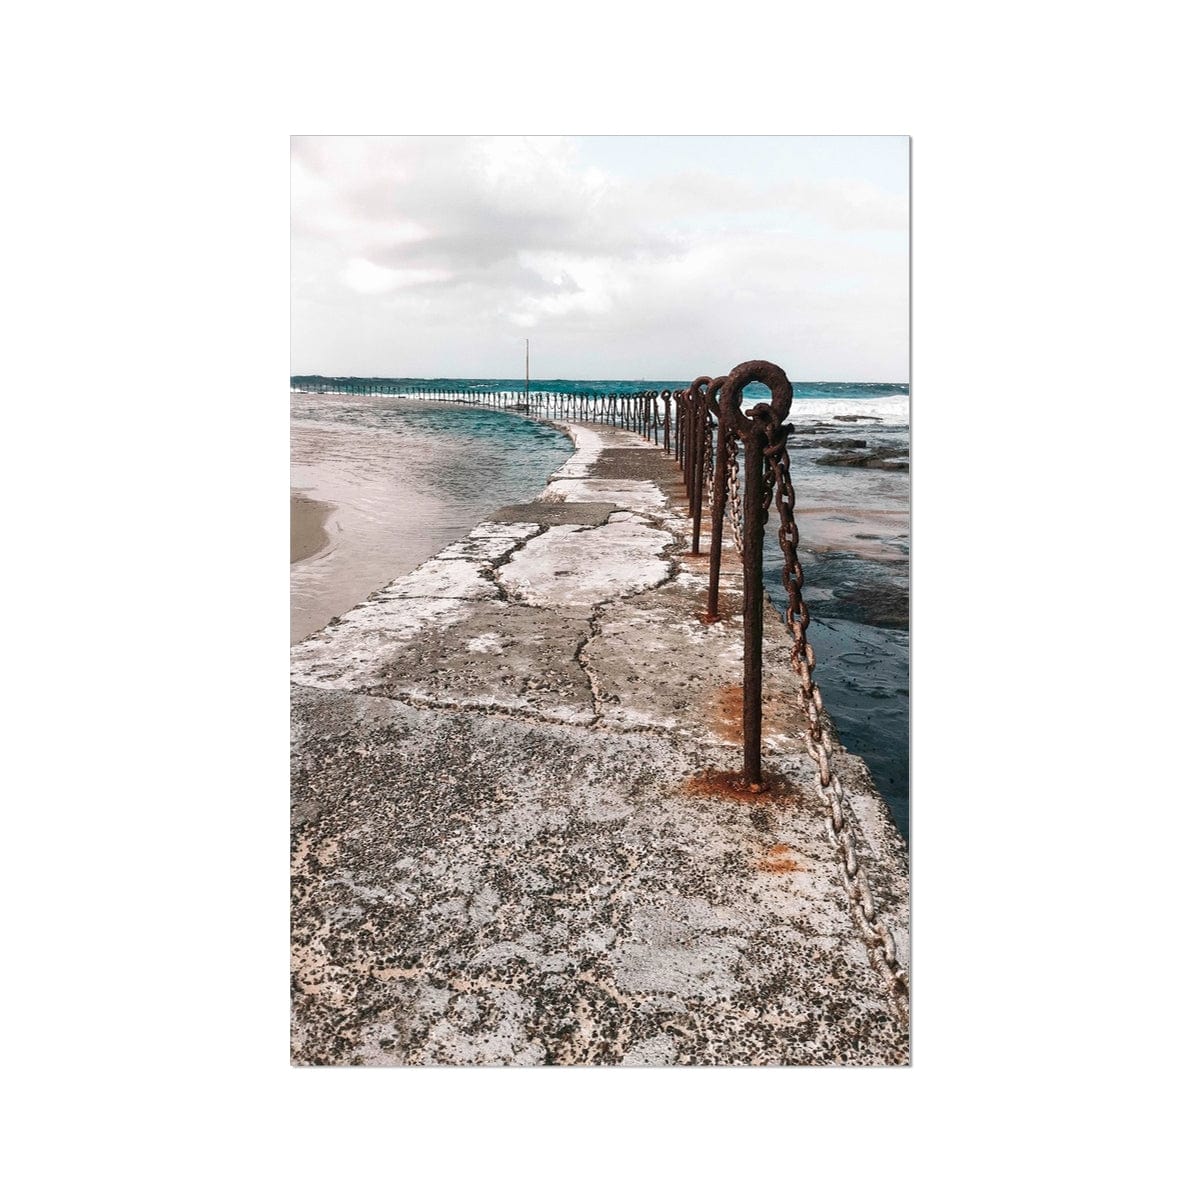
(290, 420), (457, 644)
(291, 494), (334, 564)
(290, 403), (573, 645)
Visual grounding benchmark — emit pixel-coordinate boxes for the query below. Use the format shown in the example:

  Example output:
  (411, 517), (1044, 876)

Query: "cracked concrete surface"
(291, 421), (910, 1066)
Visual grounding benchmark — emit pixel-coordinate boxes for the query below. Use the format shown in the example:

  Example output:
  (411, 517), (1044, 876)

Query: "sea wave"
(786, 395), (909, 425)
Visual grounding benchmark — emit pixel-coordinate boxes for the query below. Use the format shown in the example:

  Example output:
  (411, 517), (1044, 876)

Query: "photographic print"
(290, 135), (910, 1066)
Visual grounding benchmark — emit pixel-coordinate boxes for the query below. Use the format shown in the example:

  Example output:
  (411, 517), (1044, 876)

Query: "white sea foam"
(785, 395), (909, 425)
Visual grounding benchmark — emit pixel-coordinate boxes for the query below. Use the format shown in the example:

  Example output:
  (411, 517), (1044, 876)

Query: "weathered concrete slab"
(291, 597), (467, 692)
(291, 688), (905, 1066)
(498, 516), (673, 608)
(383, 556), (500, 601)
(489, 501), (617, 527)
(291, 419), (910, 1066)
(369, 601), (597, 726)
(586, 447), (683, 482)
(437, 521), (540, 561)
(540, 476), (667, 514)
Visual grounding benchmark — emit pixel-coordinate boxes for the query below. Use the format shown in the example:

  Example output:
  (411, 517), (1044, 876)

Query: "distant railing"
(291, 365), (907, 1010)
(290, 370), (801, 785)
(290, 379), (673, 446)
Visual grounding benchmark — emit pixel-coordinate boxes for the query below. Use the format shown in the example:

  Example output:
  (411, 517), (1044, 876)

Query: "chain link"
(703, 413), (716, 506)
(724, 424), (745, 556)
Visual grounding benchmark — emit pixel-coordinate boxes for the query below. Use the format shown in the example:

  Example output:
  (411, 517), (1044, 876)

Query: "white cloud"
(341, 258), (451, 295)
(291, 136), (908, 380)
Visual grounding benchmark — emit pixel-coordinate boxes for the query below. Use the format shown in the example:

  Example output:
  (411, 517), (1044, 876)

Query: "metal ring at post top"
(720, 360), (793, 439)
(704, 375), (729, 416)
(686, 375), (713, 405)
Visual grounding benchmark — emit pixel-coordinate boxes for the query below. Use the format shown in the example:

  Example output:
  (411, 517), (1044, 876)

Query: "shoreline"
(289, 400), (577, 644)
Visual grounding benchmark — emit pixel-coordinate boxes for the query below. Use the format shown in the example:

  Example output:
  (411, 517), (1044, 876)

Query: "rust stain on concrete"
(706, 682), (790, 745)
(682, 768), (799, 807)
(756, 843), (805, 873)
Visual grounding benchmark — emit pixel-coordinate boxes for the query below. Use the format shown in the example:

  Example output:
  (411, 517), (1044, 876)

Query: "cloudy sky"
(292, 136), (908, 382)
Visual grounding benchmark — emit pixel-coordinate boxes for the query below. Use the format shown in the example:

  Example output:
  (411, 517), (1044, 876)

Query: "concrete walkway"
(291, 422), (910, 1065)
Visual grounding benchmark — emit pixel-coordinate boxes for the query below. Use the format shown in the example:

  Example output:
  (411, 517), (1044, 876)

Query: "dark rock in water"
(831, 578), (909, 628)
(815, 449), (909, 471)
(812, 438), (868, 450)
(832, 414), (883, 423)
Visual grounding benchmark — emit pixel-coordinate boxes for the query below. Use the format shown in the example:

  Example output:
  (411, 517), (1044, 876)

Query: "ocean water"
(291, 378), (909, 838)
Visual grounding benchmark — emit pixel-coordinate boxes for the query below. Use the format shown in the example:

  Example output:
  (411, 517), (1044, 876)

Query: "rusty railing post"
(682, 389), (689, 469)
(721, 360), (795, 788)
(705, 375), (731, 621)
(680, 386), (692, 503)
(742, 417), (767, 786)
(686, 376), (714, 554)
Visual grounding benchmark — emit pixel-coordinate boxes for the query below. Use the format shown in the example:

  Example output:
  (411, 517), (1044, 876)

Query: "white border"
(6, 3), (1194, 1193)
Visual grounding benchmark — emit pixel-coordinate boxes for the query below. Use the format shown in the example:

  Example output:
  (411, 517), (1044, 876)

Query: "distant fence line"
(291, 380), (679, 449)
(292, 365), (906, 1010)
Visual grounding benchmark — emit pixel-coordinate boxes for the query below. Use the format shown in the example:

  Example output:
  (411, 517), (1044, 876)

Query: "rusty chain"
(759, 411), (909, 1018)
(703, 411), (716, 506)
(723, 423), (745, 556)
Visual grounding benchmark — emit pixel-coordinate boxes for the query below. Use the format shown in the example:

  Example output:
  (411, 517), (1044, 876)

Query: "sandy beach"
(290, 493), (333, 564)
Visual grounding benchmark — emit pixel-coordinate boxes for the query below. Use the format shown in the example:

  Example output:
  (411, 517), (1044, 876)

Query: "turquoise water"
(292, 378), (910, 840)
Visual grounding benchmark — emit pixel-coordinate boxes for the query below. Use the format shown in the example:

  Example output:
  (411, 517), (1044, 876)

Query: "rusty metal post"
(741, 419), (767, 786)
(682, 377), (713, 552)
(705, 377), (731, 620)
(688, 387), (699, 497)
(690, 388), (707, 552)
(663, 392), (671, 453)
(720, 360), (795, 788)
(680, 390), (690, 492)
(683, 390), (693, 499)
